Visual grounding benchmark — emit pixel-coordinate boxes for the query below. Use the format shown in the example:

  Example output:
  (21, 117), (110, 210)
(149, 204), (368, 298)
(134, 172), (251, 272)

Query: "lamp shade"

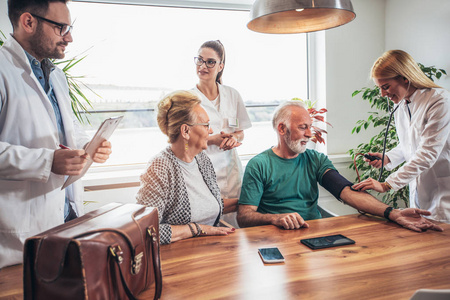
(247, 0), (356, 34)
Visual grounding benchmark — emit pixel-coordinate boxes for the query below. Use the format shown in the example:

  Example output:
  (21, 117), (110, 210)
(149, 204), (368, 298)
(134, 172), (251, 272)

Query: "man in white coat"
(0, 0), (112, 268)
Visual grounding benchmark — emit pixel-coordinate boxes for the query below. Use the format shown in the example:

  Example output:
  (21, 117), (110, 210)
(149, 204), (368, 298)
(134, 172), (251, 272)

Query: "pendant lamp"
(247, 0), (356, 34)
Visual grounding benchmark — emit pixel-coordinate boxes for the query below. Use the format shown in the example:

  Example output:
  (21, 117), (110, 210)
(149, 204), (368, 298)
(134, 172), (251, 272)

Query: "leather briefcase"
(23, 203), (162, 300)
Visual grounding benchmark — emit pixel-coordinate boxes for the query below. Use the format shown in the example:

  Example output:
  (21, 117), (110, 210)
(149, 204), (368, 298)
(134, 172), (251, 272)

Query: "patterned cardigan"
(136, 147), (223, 244)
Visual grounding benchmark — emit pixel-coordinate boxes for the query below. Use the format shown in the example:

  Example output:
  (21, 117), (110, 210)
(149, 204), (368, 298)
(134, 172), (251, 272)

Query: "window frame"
(72, 0), (314, 189)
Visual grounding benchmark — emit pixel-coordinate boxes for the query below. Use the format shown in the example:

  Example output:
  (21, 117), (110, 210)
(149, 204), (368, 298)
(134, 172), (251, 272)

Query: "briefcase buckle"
(109, 245), (124, 264)
(147, 227), (157, 242)
(132, 252), (144, 275)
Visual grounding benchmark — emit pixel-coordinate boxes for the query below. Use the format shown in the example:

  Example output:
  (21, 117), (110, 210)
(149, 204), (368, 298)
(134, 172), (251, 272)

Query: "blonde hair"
(157, 91), (201, 143)
(371, 50), (440, 89)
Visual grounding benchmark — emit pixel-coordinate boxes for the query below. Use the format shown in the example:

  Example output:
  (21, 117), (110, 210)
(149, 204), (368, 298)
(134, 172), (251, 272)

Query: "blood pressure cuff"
(321, 169), (353, 201)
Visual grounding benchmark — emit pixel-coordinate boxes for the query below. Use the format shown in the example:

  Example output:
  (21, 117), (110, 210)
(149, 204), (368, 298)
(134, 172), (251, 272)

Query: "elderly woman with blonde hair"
(136, 90), (236, 244)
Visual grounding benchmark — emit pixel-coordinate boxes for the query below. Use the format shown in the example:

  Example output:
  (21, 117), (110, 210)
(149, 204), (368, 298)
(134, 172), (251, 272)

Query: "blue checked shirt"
(25, 52), (71, 219)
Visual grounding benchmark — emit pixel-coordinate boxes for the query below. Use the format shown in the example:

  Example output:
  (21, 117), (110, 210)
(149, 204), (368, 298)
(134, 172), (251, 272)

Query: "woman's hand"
(207, 132), (242, 150)
(171, 223), (235, 242)
(219, 131), (242, 150)
(364, 152), (390, 169)
(207, 133), (225, 147)
(196, 224), (235, 236)
(352, 177), (389, 193)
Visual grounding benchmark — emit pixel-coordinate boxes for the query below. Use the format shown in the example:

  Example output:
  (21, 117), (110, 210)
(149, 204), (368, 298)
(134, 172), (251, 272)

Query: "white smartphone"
(258, 247), (285, 264)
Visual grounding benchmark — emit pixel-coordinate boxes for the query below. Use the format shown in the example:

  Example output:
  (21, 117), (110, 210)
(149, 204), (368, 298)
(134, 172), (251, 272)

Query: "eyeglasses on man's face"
(187, 122), (211, 130)
(194, 57), (219, 68)
(31, 13), (73, 37)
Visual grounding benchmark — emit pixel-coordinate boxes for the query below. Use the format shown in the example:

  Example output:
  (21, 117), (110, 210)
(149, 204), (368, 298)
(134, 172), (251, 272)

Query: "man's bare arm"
(340, 186), (443, 232)
(340, 186), (387, 216)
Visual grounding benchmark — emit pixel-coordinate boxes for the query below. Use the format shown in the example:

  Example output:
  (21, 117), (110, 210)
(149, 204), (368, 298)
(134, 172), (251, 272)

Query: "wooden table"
(1, 214), (449, 300)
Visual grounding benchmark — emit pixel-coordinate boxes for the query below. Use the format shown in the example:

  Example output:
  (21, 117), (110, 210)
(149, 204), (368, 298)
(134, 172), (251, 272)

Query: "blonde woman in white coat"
(353, 50), (450, 223)
(193, 40), (252, 227)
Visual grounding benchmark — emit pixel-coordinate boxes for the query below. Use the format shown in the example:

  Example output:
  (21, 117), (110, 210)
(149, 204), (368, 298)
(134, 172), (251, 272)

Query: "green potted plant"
(53, 55), (95, 124)
(348, 64), (446, 208)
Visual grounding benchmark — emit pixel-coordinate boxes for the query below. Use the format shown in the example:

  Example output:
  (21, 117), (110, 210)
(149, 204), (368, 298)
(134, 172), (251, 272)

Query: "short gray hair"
(272, 100), (307, 130)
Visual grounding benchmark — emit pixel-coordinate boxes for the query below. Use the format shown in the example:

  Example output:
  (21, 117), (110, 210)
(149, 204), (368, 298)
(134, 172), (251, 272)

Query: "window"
(68, 2), (308, 167)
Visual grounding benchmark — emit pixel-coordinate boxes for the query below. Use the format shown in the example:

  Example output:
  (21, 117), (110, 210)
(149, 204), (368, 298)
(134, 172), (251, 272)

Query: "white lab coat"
(194, 84), (252, 199)
(385, 88), (450, 222)
(0, 37), (90, 268)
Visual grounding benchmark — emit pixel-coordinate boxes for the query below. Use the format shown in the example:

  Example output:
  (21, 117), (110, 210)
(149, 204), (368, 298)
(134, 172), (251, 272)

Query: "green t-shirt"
(239, 148), (336, 220)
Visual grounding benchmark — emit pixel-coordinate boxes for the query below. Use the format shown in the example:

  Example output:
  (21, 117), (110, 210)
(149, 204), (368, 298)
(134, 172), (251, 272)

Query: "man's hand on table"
(389, 208), (444, 232)
(271, 212), (309, 230)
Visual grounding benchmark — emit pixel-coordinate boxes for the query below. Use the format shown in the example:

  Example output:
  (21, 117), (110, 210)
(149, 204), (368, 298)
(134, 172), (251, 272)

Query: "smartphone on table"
(301, 234), (355, 250)
(258, 247), (285, 263)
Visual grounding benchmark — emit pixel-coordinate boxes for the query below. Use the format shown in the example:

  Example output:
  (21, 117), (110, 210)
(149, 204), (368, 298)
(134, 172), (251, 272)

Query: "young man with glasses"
(0, 0), (112, 269)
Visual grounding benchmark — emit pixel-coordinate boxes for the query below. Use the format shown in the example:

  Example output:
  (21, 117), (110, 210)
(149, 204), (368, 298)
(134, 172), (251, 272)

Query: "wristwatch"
(384, 206), (394, 221)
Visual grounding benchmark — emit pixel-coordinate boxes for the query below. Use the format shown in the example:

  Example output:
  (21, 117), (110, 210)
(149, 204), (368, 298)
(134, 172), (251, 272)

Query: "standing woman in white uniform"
(193, 40), (252, 227)
(353, 50), (450, 222)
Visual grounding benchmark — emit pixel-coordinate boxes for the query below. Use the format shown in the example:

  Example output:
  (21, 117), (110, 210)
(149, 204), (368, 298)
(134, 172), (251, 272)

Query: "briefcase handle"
(148, 226), (163, 300)
(108, 226), (162, 300)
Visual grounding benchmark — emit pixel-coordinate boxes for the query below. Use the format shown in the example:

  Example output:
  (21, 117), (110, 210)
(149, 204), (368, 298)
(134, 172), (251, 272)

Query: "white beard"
(284, 131), (308, 154)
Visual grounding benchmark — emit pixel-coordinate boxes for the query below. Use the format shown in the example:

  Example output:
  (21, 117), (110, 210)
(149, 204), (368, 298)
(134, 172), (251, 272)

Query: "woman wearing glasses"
(136, 91), (235, 244)
(193, 40), (252, 227)
(353, 50), (450, 222)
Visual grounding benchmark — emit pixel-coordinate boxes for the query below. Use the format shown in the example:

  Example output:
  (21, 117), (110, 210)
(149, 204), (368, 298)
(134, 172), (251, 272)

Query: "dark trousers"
(64, 204), (78, 223)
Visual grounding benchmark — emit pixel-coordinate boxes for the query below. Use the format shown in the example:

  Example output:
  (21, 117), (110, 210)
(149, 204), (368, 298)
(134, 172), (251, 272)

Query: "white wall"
(385, 0), (450, 90)
(324, 0), (450, 156)
(324, 0), (386, 155)
(0, 0), (12, 35)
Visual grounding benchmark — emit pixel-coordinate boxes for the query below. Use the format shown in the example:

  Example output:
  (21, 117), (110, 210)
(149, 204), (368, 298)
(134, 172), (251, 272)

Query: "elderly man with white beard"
(236, 101), (443, 233)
